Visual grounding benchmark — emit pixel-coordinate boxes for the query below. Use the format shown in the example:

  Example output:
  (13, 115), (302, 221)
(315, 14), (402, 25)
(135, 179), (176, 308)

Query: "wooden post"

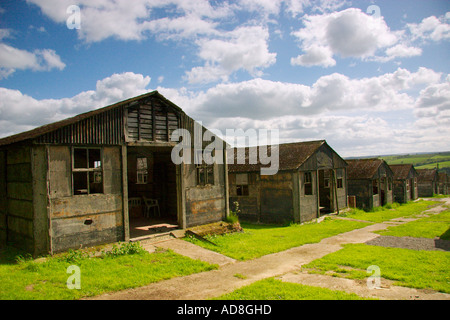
(224, 147), (230, 220)
(333, 169), (339, 215)
(121, 145), (130, 241)
(316, 170), (320, 218)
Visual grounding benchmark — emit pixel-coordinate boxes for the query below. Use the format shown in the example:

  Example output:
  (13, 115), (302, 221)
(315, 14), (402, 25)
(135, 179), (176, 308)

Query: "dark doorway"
(127, 146), (179, 239)
(410, 178), (414, 200)
(318, 169), (333, 214)
(380, 177), (386, 205)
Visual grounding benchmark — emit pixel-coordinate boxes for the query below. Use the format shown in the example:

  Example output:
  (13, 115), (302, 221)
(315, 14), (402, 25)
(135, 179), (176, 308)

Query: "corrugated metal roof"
(390, 164), (417, 180)
(227, 140), (343, 173)
(416, 169), (437, 182)
(0, 90), (183, 147)
(346, 158), (392, 180)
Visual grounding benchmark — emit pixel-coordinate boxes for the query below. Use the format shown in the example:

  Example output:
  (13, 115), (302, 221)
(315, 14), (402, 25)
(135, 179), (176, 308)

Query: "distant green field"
(381, 152), (450, 171)
(415, 161), (450, 169)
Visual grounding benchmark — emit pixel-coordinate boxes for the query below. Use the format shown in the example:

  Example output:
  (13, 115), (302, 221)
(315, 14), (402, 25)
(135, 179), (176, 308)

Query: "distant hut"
(417, 169), (438, 197)
(347, 159), (394, 210)
(390, 164), (418, 203)
(228, 140), (348, 224)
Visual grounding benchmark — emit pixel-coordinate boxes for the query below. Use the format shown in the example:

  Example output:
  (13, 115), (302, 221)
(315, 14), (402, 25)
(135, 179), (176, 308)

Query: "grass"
(214, 278), (373, 300)
(338, 200), (440, 223)
(185, 218), (370, 261)
(302, 243), (450, 293)
(377, 209), (450, 240)
(0, 242), (217, 300)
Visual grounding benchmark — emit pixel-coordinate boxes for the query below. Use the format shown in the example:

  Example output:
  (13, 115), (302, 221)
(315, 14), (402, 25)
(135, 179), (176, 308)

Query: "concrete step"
(130, 232), (176, 246)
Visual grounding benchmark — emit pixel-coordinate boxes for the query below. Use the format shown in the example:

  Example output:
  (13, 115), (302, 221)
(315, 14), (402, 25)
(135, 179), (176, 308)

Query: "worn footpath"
(90, 199), (450, 300)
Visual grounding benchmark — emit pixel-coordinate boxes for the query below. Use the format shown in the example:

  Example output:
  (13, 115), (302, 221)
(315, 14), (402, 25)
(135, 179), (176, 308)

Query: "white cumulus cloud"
(0, 72), (151, 137)
(0, 43), (65, 79)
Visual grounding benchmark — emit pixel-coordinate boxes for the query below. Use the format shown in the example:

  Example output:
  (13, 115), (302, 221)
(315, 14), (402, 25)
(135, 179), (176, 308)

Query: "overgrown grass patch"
(377, 209), (450, 239)
(338, 200), (440, 223)
(302, 244), (450, 293)
(184, 218), (371, 261)
(214, 278), (372, 300)
(0, 243), (217, 300)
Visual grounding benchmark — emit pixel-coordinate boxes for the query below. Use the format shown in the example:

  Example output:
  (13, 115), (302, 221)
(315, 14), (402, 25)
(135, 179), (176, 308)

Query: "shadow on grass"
(439, 226), (450, 240)
(0, 245), (30, 265)
(435, 227), (450, 251)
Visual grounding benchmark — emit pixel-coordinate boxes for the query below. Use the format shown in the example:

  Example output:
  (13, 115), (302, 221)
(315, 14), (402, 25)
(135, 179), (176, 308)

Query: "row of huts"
(228, 144), (448, 222)
(0, 92), (448, 255)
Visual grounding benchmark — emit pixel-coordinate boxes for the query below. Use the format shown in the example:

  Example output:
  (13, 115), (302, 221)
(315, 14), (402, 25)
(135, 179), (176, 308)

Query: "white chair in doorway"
(142, 196), (160, 218)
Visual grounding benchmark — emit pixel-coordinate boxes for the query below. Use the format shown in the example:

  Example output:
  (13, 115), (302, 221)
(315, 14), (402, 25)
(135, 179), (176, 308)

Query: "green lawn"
(214, 278), (372, 300)
(302, 243), (450, 293)
(185, 218), (370, 261)
(0, 243), (217, 300)
(338, 200), (440, 223)
(377, 209), (450, 239)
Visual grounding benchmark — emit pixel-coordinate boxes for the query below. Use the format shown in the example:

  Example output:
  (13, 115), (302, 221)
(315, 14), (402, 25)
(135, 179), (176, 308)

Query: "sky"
(0, 0), (449, 157)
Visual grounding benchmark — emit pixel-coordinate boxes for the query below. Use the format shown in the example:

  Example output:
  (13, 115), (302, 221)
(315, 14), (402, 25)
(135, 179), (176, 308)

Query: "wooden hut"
(389, 164), (418, 203)
(0, 91), (229, 255)
(227, 140), (348, 224)
(416, 169), (438, 197)
(346, 159), (394, 210)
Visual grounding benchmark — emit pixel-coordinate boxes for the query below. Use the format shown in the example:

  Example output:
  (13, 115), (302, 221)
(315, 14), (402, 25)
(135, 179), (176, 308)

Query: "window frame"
(136, 157), (149, 185)
(72, 147), (104, 196)
(236, 185), (249, 196)
(236, 173), (249, 196)
(304, 171), (313, 196)
(195, 149), (215, 187)
(372, 179), (379, 195)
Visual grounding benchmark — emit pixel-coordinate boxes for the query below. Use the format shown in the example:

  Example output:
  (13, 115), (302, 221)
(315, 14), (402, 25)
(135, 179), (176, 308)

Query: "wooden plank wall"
(127, 98), (178, 142)
(0, 150), (6, 246)
(5, 146), (34, 252)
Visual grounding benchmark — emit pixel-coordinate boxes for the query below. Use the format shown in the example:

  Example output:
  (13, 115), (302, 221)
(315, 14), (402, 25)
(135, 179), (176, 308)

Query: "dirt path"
(89, 198), (450, 300)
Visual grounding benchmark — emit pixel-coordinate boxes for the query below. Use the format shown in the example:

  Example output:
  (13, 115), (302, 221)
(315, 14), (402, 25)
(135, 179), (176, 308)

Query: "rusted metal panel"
(36, 107), (123, 145)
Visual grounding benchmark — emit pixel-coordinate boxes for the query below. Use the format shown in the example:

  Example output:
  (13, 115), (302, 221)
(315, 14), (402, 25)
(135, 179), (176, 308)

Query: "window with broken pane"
(72, 148), (103, 195)
(137, 157), (148, 184)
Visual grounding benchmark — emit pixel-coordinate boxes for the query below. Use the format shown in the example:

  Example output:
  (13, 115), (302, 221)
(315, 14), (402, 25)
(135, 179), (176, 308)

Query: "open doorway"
(409, 178), (414, 200)
(127, 146), (179, 239)
(380, 177), (386, 205)
(318, 169), (333, 214)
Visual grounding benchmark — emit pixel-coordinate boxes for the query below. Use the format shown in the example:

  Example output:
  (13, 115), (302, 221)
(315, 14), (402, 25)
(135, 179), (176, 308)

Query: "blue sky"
(0, 0), (449, 157)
